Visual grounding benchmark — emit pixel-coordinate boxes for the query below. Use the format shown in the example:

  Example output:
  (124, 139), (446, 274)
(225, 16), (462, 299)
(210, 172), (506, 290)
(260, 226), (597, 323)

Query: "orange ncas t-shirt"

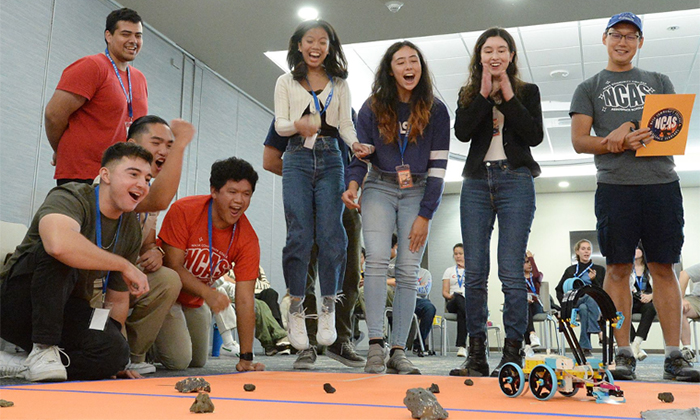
(158, 195), (260, 308)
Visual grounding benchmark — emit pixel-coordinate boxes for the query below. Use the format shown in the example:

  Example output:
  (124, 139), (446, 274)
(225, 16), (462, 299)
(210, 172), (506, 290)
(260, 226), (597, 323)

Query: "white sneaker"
(524, 344), (535, 358)
(24, 345), (68, 382)
(529, 332), (541, 348)
(0, 350), (28, 379)
(220, 341), (241, 357)
(681, 346), (696, 363)
(316, 307), (337, 346)
(457, 347), (467, 357)
(631, 340), (648, 361)
(287, 310), (309, 350)
(125, 360), (156, 374)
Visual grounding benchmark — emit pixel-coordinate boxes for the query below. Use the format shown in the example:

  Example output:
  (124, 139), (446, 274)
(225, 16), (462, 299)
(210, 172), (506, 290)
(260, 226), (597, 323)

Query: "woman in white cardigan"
(274, 19), (370, 351)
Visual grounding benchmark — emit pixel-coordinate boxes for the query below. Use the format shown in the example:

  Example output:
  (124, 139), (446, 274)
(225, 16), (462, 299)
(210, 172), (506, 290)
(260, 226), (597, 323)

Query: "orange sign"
(636, 94), (695, 157)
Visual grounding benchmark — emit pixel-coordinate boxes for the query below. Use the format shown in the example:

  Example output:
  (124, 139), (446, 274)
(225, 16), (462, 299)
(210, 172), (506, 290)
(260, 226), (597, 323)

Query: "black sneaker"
(327, 341), (365, 368)
(663, 350), (700, 382)
(293, 346), (317, 370)
(610, 352), (636, 380)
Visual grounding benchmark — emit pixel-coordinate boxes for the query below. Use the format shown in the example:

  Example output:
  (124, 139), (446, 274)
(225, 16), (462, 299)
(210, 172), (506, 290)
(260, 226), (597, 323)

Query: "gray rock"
(323, 383), (336, 394)
(190, 392), (215, 413)
(176, 377), (211, 393)
(243, 384), (256, 392)
(427, 383), (440, 394)
(404, 388), (449, 420)
(464, 379), (474, 386)
(0, 399), (14, 407)
(657, 392), (674, 403)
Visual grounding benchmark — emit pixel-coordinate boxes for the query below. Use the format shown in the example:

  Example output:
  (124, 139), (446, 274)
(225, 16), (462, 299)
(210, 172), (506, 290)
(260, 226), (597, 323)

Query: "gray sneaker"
(293, 346), (317, 370)
(364, 343), (387, 374)
(386, 349), (421, 375)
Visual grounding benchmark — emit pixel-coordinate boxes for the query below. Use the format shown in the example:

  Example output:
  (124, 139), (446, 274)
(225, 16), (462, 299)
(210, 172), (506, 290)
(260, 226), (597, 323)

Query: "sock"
(633, 336), (643, 346)
(389, 347), (403, 357)
(369, 338), (385, 348)
(220, 329), (236, 348)
(665, 346), (680, 358)
(682, 344), (692, 350)
(322, 295), (335, 313)
(33, 343), (51, 351)
(617, 346), (633, 357)
(290, 297), (304, 314)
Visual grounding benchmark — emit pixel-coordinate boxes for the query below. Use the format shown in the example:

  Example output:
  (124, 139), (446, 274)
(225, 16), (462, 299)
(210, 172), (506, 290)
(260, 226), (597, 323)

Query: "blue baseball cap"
(606, 12), (643, 35)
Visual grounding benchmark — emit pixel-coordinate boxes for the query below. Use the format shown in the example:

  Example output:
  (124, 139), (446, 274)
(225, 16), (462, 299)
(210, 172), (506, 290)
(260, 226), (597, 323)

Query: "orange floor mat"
(0, 371), (697, 419)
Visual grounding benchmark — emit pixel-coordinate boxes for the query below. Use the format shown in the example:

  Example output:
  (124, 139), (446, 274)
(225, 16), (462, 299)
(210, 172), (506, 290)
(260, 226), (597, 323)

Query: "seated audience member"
(681, 263), (700, 362)
(217, 272), (291, 356)
(442, 243), (467, 357)
(154, 157), (264, 372)
(0, 143), (153, 381)
(629, 245), (656, 361)
(556, 239), (606, 358)
(255, 266), (284, 328)
(523, 251), (543, 357)
(89, 116), (195, 375)
(413, 268), (436, 357)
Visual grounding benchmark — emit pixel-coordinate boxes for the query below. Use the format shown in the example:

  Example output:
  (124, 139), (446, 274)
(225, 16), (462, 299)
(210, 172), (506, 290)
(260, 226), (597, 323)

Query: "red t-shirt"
(54, 53), (148, 180)
(158, 195), (260, 308)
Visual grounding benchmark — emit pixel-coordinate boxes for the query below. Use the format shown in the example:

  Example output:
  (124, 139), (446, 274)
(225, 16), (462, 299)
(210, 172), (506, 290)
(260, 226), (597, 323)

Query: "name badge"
(396, 164), (413, 189)
(89, 307), (111, 331)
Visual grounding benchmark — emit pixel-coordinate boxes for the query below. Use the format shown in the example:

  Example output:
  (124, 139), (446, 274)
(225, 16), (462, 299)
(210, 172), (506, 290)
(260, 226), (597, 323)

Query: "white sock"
(665, 346), (680, 358)
(220, 329), (236, 348)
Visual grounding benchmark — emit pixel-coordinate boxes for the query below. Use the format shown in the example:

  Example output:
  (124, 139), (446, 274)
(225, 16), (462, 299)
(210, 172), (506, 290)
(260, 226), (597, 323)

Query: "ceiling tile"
(529, 64), (583, 84)
(638, 53), (695, 74)
(526, 46), (581, 66)
(429, 56), (470, 76)
(639, 36), (700, 57)
(519, 23), (579, 51)
(434, 73), (469, 91)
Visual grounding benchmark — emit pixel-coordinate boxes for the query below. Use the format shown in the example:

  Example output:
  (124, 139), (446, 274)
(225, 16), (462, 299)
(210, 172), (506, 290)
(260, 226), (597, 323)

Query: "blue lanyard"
(635, 275), (645, 292)
(525, 273), (536, 294)
(104, 47), (133, 121)
(207, 199), (236, 284)
(455, 266), (464, 289)
(95, 185), (122, 295)
(575, 261), (593, 277)
(306, 76), (334, 116)
(398, 124), (411, 165)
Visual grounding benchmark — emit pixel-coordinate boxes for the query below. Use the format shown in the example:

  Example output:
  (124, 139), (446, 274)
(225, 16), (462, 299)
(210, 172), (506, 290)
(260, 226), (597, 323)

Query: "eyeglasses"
(607, 32), (640, 42)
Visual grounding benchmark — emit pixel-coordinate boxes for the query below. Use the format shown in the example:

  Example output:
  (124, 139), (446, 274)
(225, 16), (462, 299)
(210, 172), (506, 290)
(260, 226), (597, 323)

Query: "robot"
(498, 284), (626, 403)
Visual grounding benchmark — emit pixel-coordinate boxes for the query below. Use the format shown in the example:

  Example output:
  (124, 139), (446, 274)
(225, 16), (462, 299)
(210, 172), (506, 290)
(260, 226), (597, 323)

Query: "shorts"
(686, 295), (700, 317)
(594, 181), (683, 265)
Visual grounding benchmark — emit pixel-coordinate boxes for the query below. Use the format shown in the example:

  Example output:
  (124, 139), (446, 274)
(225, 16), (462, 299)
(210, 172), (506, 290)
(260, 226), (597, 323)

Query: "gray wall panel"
(136, 27), (184, 121)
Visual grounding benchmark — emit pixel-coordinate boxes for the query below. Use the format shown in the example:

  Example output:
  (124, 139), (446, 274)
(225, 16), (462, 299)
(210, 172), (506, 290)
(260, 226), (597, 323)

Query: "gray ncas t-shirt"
(570, 67), (678, 185)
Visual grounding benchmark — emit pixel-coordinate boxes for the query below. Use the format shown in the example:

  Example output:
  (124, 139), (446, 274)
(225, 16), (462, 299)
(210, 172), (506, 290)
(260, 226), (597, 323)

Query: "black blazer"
(454, 83), (544, 178)
(555, 263), (606, 305)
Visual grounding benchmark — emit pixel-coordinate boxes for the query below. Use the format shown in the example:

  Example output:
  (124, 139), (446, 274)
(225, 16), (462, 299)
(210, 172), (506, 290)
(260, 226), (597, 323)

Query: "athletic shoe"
(610, 352), (636, 381)
(275, 338), (292, 356)
(125, 361), (156, 374)
(663, 350), (700, 382)
(529, 332), (541, 348)
(220, 341), (240, 357)
(386, 349), (421, 375)
(364, 343), (387, 374)
(0, 350), (28, 379)
(681, 347), (696, 363)
(583, 348), (593, 358)
(631, 341), (647, 361)
(24, 345), (68, 382)
(293, 346), (317, 370)
(327, 341), (365, 368)
(456, 346), (467, 358)
(523, 344), (535, 358)
(287, 310), (309, 351)
(316, 307), (337, 347)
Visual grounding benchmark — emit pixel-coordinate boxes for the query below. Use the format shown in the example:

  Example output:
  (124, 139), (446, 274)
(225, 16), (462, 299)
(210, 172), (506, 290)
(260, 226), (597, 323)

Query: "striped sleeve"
(418, 100), (450, 219)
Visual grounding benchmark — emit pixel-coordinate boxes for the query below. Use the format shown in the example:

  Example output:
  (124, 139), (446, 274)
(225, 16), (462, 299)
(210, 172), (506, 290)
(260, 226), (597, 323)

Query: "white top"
(274, 72), (358, 148)
(442, 266), (465, 296)
(483, 106), (506, 161)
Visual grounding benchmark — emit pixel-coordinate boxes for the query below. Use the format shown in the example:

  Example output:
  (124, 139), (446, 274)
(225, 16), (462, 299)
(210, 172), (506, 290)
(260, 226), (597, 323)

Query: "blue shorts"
(594, 181), (683, 265)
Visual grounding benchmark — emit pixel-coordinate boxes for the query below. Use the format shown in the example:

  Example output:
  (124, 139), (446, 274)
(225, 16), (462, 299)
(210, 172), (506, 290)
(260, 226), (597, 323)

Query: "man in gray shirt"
(570, 12), (698, 382)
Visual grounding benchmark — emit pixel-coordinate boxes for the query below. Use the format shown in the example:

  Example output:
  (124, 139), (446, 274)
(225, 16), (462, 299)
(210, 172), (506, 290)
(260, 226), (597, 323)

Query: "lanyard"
(398, 124), (411, 165)
(208, 199), (236, 284)
(455, 266), (464, 289)
(306, 76), (334, 116)
(525, 273), (536, 294)
(635, 275), (645, 292)
(104, 47), (133, 121)
(575, 261), (593, 277)
(95, 185), (122, 296)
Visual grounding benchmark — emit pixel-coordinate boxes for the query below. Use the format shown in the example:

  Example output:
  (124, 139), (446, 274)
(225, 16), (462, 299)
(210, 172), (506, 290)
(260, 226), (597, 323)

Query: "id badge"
(396, 164), (413, 189)
(89, 307), (111, 331)
(304, 133), (317, 149)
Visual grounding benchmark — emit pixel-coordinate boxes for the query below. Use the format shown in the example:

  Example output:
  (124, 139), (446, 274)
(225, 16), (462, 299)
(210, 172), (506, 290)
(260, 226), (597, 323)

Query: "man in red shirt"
(155, 157), (264, 372)
(45, 8), (148, 185)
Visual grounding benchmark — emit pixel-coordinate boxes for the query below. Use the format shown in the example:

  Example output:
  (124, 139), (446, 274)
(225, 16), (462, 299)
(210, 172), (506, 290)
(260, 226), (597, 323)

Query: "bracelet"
(239, 352), (254, 361)
(155, 246), (165, 256)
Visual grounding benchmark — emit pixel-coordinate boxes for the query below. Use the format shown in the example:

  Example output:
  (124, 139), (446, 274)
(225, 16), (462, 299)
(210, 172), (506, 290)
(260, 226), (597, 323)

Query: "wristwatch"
(239, 352), (254, 361)
(629, 119), (639, 131)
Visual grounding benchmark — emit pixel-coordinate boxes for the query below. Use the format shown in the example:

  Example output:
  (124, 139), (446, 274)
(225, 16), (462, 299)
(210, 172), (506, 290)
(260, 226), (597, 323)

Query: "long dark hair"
(458, 27), (524, 108)
(286, 20), (348, 81)
(370, 41), (434, 144)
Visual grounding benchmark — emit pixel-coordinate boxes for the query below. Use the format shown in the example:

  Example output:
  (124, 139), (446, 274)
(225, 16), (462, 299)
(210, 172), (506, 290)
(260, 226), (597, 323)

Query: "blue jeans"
(282, 137), (347, 298)
(576, 295), (601, 349)
(362, 172), (429, 348)
(460, 161), (536, 342)
(414, 298), (436, 348)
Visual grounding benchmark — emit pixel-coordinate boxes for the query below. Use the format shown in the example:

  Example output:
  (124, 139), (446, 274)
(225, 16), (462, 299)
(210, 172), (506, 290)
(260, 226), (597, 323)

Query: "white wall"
(427, 184), (700, 351)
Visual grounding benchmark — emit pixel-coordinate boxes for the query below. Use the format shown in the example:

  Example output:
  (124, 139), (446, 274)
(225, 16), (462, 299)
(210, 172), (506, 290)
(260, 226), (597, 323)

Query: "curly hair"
(370, 41), (433, 144)
(458, 27), (524, 109)
(286, 20), (348, 81)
